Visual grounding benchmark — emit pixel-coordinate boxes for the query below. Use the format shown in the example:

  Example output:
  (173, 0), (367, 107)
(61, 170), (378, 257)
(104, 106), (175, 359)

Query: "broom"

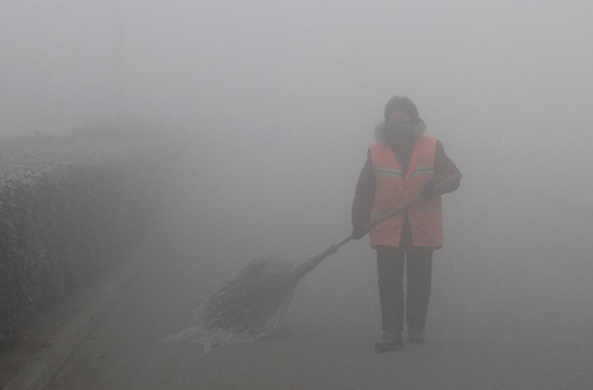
(165, 174), (461, 351)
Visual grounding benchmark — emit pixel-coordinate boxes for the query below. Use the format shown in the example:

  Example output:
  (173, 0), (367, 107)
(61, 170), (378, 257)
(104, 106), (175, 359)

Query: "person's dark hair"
(384, 96), (420, 124)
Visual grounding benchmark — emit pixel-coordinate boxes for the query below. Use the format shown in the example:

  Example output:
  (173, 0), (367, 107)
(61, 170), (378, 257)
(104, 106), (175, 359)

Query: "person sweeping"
(351, 96), (462, 352)
(167, 96), (461, 352)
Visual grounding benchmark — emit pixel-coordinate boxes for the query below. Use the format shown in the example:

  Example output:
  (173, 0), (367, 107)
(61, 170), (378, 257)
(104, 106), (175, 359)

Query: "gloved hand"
(352, 225), (367, 239)
(421, 180), (440, 199)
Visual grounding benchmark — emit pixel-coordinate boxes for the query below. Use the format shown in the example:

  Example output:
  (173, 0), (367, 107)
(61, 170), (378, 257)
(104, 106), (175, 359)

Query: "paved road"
(48, 212), (593, 390)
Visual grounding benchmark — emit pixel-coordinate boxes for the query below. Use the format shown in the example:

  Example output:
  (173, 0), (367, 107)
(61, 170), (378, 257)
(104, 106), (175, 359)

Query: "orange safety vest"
(369, 135), (443, 248)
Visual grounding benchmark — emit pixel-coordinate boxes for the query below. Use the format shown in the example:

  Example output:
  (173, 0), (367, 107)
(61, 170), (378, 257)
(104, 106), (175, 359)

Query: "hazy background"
(2, 2), (593, 388)
(2, 1), (592, 263)
(0, 1), (593, 242)
(2, 0), (593, 282)
(3, 2), (593, 190)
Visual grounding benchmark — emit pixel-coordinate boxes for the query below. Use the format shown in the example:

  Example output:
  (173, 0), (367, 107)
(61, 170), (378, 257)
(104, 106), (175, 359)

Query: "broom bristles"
(165, 256), (299, 351)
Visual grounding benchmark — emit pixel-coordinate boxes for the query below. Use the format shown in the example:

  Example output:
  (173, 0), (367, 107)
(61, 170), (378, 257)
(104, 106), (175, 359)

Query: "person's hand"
(352, 225), (367, 239)
(421, 180), (440, 199)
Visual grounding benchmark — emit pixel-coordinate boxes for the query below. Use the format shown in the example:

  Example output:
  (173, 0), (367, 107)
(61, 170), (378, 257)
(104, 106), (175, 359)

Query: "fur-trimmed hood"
(373, 119), (428, 143)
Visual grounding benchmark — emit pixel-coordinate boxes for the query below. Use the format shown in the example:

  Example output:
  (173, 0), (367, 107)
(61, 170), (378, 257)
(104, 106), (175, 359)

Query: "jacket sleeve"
(351, 150), (376, 228)
(433, 140), (462, 195)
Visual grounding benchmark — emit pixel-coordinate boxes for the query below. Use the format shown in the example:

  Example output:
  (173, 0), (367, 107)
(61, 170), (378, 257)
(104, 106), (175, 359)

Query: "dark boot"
(375, 331), (403, 353)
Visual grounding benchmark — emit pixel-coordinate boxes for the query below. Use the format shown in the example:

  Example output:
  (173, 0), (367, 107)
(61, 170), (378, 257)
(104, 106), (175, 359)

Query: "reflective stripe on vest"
(369, 135), (443, 248)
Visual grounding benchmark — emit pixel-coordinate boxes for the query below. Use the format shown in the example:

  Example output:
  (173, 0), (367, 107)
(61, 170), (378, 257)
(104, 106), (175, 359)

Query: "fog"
(1, 1), (593, 389)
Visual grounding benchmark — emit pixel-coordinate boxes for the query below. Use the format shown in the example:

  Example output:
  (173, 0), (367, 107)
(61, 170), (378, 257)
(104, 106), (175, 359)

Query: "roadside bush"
(0, 134), (163, 345)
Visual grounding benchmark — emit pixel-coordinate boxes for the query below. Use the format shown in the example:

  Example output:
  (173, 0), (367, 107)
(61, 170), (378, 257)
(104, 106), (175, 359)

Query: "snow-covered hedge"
(0, 133), (164, 344)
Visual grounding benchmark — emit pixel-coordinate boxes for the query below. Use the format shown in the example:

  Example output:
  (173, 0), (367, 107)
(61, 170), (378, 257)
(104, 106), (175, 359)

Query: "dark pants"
(376, 246), (433, 334)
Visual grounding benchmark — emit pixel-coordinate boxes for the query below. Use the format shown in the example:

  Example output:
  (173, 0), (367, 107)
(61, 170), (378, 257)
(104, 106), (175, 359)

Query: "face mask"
(384, 121), (414, 141)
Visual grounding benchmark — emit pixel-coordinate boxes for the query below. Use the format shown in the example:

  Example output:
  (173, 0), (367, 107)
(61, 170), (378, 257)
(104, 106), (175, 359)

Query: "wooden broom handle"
(295, 172), (461, 276)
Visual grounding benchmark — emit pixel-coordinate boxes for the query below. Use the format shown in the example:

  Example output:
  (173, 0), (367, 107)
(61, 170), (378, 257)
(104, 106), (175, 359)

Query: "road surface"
(48, 209), (593, 390)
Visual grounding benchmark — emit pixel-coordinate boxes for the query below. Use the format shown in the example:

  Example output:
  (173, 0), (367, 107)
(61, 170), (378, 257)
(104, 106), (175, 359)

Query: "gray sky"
(1, 1), (592, 212)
